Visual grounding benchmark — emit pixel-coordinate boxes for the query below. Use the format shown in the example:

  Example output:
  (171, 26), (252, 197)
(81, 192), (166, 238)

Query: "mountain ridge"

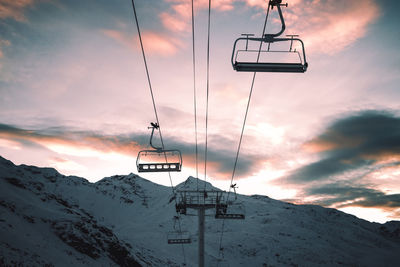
(0, 156), (399, 266)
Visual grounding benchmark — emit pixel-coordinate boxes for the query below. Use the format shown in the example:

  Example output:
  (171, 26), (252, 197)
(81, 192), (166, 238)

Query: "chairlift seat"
(231, 36), (308, 73)
(136, 149), (182, 173)
(233, 62), (307, 73)
(215, 202), (245, 220)
(215, 213), (245, 219)
(167, 238), (191, 244)
(167, 231), (191, 244)
(138, 162), (181, 172)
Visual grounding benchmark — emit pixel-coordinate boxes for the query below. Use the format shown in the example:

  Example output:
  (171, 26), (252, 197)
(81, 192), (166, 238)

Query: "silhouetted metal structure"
(173, 190), (245, 267)
(136, 123), (182, 173)
(215, 201), (245, 219)
(232, 0), (308, 73)
(167, 216), (192, 244)
(167, 231), (191, 244)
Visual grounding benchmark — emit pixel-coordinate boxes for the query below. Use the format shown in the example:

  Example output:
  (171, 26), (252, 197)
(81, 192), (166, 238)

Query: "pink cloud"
(285, 0), (380, 54)
(160, 12), (189, 33)
(172, 3), (192, 18)
(102, 29), (183, 56)
(242, 0), (380, 54)
(245, 0), (266, 7)
(162, 0), (237, 33)
(0, 0), (34, 21)
(167, 0), (236, 11)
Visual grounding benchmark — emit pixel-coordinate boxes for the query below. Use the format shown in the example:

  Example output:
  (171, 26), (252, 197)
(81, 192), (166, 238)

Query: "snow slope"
(0, 156), (399, 266)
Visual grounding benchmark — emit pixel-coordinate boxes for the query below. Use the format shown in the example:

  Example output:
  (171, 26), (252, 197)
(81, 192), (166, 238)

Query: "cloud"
(0, 123), (142, 158)
(167, 0), (236, 11)
(244, 0), (380, 54)
(102, 29), (183, 56)
(0, 123), (264, 179)
(286, 0), (380, 54)
(48, 156), (88, 173)
(0, 39), (11, 58)
(160, 0), (380, 53)
(0, 0), (34, 21)
(307, 183), (400, 209)
(161, 0), (237, 33)
(277, 110), (400, 214)
(286, 110), (400, 183)
(160, 11), (189, 33)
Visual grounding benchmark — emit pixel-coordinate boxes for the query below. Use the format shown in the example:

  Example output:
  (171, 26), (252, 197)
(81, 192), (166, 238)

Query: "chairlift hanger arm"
(148, 123), (162, 150)
(265, 0), (287, 39)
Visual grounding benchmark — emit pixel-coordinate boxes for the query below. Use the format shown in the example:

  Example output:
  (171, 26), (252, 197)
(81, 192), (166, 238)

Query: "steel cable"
(191, 0), (199, 192)
(216, 1), (272, 263)
(203, 0), (212, 193)
(130, 0), (186, 264)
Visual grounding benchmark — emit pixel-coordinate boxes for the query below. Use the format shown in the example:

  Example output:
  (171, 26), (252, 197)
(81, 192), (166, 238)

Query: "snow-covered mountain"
(0, 155), (399, 266)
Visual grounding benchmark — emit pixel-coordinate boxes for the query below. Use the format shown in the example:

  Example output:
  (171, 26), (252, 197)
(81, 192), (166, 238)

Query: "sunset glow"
(1, 0), (400, 223)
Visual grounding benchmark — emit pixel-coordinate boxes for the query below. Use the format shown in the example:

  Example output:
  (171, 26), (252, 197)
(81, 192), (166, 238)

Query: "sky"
(0, 0), (400, 223)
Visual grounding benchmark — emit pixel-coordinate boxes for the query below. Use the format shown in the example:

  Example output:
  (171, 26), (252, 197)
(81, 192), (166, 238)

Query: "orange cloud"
(141, 31), (184, 55)
(0, 124), (268, 180)
(302, 139), (337, 153)
(0, 127), (142, 159)
(102, 29), (183, 56)
(0, 0), (34, 21)
(361, 152), (400, 165)
(303, 132), (364, 153)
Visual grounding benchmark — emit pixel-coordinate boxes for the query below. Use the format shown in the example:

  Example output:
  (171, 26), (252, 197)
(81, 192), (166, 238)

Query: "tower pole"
(198, 207), (205, 267)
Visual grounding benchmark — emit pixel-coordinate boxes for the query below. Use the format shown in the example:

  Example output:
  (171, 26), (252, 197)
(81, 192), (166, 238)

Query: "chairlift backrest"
(231, 0), (308, 73)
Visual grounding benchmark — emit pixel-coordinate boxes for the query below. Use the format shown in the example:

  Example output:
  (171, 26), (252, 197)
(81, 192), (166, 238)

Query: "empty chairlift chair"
(167, 231), (191, 244)
(215, 201), (245, 219)
(136, 123), (182, 173)
(167, 216), (191, 244)
(231, 0), (308, 73)
(215, 192), (245, 219)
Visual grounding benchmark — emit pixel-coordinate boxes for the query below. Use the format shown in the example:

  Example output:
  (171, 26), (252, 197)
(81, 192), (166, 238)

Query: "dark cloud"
(138, 130), (260, 179)
(0, 123), (261, 179)
(279, 110), (400, 210)
(287, 110), (400, 183)
(308, 183), (400, 209)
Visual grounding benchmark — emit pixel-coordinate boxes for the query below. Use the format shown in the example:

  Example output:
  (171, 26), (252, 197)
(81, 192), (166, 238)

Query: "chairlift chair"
(215, 193), (245, 219)
(231, 0), (308, 73)
(136, 123), (182, 173)
(167, 231), (191, 244)
(215, 202), (245, 219)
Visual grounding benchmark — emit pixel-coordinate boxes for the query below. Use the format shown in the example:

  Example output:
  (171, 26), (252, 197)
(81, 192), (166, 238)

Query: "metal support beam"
(174, 190), (244, 266)
(198, 207), (205, 267)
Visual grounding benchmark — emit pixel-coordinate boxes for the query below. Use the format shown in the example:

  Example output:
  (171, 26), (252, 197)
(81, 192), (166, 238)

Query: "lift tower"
(174, 190), (245, 267)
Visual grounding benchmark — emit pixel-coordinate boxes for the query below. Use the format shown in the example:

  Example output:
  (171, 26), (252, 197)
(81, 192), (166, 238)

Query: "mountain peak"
(0, 155), (15, 167)
(176, 176), (221, 191)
